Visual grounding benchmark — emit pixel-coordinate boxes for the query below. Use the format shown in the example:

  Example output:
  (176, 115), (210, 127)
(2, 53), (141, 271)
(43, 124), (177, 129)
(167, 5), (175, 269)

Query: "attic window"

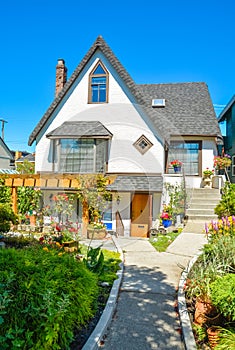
(133, 135), (153, 155)
(88, 60), (109, 103)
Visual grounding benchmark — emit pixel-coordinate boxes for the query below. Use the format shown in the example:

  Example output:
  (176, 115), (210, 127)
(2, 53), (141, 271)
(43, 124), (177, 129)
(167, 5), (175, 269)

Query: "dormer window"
(89, 61), (109, 103)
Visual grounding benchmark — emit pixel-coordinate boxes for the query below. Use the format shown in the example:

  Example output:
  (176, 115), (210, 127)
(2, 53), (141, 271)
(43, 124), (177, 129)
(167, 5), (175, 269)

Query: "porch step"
(183, 188), (221, 233)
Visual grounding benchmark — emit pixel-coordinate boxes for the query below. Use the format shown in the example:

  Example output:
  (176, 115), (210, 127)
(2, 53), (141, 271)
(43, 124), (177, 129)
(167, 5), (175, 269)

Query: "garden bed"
(183, 217), (235, 349)
(0, 235), (121, 349)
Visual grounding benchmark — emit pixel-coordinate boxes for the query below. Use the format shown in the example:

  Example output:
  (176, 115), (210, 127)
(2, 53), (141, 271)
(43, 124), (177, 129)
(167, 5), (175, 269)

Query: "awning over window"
(46, 121), (113, 139)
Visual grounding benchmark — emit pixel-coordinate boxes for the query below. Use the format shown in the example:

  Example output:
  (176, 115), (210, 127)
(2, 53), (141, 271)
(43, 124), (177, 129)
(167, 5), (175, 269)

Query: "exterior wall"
(35, 51), (163, 174)
(0, 142), (12, 169)
(202, 139), (218, 172)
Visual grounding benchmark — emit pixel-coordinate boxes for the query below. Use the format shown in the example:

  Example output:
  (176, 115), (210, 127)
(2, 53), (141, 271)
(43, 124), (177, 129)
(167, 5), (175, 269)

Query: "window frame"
(88, 60), (109, 104)
(57, 138), (107, 174)
(232, 155), (235, 176)
(167, 140), (202, 176)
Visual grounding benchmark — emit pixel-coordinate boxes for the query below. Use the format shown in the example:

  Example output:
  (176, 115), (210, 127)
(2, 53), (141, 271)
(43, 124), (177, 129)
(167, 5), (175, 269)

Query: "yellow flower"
(43, 247), (49, 252)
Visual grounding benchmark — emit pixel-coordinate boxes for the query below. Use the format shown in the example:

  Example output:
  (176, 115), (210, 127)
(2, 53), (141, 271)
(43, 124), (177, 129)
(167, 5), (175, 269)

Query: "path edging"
(82, 236), (124, 350)
(178, 251), (204, 350)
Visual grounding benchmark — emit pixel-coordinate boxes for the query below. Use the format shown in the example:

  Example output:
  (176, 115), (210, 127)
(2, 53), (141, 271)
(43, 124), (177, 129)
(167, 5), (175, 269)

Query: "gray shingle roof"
(138, 83), (222, 139)
(46, 121), (112, 138)
(28, 35), (223, 146)
(107, 175), (163, 192)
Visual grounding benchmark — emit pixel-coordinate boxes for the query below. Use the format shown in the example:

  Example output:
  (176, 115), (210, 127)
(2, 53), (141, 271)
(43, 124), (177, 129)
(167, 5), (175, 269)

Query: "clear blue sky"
(0, 0), (234, 152)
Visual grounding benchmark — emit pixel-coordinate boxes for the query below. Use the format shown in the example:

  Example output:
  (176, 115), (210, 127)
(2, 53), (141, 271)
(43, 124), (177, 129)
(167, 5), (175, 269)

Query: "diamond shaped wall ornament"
(133, 135), (153, 155)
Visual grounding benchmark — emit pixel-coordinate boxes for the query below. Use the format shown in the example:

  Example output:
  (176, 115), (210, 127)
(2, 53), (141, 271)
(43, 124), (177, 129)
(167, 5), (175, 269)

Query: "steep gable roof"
(28, 36), (223, 146)
(28, 35), (147, 146)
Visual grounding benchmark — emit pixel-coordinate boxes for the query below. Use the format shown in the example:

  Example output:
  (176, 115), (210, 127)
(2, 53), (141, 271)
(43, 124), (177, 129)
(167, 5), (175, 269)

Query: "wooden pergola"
(1, 174), (82, 213)
(0, 173), (117, 235)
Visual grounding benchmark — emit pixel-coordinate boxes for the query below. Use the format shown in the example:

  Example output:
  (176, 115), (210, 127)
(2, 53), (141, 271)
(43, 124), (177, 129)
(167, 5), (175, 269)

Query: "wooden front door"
(131, 194), (151, 237)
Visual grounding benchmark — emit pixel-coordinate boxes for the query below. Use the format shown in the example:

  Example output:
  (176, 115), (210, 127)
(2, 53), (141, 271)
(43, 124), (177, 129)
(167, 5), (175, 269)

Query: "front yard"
(0, 235), (121, 349)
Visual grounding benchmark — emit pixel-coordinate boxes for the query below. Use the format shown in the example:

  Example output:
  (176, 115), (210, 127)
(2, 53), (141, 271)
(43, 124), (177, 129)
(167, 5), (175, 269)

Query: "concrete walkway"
(98, 233), (207, 350)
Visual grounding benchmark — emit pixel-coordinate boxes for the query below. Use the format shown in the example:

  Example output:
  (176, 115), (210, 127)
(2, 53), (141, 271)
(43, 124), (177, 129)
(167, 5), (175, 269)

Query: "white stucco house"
(28, 36), (223, 237)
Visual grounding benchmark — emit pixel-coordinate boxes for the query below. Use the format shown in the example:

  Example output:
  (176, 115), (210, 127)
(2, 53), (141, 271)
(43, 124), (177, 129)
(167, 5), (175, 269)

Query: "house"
(28, 35), (223, 237)
(0, 137), (14, 173)
(14, 152), (35, 172)
(218, 95), (235, 182)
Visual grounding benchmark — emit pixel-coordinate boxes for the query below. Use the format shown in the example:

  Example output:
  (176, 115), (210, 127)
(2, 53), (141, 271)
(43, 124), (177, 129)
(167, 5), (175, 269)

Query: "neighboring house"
(0, 137), (14, 171)
(15, 152), (35, 168)
(28, 36), (223, 237)
(218, 95), (235, 183)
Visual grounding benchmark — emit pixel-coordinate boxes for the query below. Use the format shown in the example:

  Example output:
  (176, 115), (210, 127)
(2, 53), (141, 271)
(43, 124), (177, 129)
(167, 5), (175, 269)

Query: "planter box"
(63, 240), (79, 253)
(87, 229), (107, 240)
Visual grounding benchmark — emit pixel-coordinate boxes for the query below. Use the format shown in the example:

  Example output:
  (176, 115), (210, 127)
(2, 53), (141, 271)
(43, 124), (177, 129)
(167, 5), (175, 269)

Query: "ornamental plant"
(213, 154), (231, 169)
(170, 160), (183, 168)
(214, 183), (235, 218)
(203, 168), (214, 177)
(204, 215), (235, 241)
(160, 204), (173, 220)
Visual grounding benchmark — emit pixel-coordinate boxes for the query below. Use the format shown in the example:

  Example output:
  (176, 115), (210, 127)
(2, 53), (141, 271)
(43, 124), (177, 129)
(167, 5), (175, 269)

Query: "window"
(59, 138), (106, 173)
(232, 155), (235, 176)
(89, 61), (108, 103)
(133, 135), (153, 155)
(168, 141), (201, 175)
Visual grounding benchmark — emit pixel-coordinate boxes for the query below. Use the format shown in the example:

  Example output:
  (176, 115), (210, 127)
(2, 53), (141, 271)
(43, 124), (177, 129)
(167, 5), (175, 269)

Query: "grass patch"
(149, 229), (182, 252)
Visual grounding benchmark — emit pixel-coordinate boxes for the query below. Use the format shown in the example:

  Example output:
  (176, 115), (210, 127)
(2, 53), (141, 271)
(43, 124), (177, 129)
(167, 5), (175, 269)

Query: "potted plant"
(202, 168), (214, 188)
(213, 154), (231, 174)
(87, 222), (107, 239)
(160, 205), (173, 228)
(170, 160), (183, 173)
(203, 168), (214, 178)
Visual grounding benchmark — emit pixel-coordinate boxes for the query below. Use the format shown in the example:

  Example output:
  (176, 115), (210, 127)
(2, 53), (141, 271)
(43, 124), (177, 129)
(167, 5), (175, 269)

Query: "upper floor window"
(89, 61), (109, 103)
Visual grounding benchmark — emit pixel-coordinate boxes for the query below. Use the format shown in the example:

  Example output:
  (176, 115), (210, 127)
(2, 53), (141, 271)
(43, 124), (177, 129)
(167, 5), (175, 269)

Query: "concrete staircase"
(183, 188), (221, 234)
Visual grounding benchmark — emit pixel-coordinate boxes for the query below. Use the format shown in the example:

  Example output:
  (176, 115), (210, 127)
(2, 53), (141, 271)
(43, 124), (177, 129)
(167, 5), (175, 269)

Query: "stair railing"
(115, 210), (124, 237)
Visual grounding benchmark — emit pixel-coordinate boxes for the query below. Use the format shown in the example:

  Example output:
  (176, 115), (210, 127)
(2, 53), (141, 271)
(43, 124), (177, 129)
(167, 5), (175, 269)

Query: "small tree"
(76, 174), (111, 234)
(16, 159), (34, 174)
(16, 160), (41, 221)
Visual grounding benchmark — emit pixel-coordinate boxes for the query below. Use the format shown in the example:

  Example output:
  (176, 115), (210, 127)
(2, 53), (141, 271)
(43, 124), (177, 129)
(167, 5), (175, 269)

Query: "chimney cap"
(57, 58), (65, 65)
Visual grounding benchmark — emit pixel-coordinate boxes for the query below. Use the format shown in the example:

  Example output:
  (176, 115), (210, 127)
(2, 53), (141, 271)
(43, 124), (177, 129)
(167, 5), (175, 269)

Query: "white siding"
(35, 52), (163, 174)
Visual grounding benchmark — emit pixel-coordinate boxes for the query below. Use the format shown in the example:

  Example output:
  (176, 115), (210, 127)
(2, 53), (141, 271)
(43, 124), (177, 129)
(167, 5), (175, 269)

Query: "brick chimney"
(55, 59), (67, 97)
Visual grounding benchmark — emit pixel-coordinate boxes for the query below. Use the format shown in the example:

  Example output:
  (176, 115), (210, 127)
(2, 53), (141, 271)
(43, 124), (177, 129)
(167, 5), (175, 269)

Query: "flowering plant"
(170, 160), (182, 168)
(160, 204), (173, 220)
(213, 154), (231, 169)
(203, 168), (214, 177)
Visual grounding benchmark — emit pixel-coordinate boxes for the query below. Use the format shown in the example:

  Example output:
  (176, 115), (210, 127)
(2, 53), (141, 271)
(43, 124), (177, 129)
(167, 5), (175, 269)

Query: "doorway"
(130, 193), (151, 237)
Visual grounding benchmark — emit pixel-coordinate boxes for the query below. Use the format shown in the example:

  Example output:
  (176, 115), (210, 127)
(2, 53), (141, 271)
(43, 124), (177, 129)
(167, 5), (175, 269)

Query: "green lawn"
(149, 229), (182, 252)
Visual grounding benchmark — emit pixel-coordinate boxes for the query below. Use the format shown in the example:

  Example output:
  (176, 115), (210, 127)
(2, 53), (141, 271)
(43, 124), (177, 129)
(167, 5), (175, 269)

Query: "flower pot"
(173, 167), (181, 173)
(63, 240), (78, 253)
(162, 219), (172, 228)
(207, 326), (221, 349)
(87, 228), (107, 240)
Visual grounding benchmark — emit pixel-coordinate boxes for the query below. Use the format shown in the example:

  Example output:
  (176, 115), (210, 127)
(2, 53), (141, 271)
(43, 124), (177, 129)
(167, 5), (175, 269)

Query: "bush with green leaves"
(0, 245), (99, 349)
(0, 203), (17, 232)
(186, 235), (235, 300)
(210, 274), (235, 321)
(214, 182), (235, 218)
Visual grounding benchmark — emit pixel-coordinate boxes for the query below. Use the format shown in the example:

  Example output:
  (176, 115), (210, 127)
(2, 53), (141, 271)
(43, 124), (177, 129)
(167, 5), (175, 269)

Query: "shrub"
(0, 245), (99, 349)
(214, 183), (235, 218)
(210, 274), (235, 321)
(185, 236), (235, 300)
(0, 204), (17, 232)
